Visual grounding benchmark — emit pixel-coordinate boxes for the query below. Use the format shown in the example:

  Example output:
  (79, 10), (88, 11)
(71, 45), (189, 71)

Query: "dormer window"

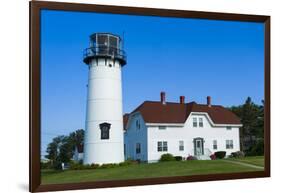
(199, 118), (203, 127)
(193, 117), (198, 127)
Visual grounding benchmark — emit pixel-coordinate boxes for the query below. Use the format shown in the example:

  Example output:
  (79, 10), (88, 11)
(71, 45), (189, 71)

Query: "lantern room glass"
(90, 33), (121, 49)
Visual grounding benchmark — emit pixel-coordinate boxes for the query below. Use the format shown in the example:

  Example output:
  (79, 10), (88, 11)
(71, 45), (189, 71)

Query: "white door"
(195, 139), (203, 156)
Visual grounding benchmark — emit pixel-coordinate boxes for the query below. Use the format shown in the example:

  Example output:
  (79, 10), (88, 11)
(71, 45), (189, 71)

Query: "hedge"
(159, 153), (175, 161)
(214, 151), (226, 159)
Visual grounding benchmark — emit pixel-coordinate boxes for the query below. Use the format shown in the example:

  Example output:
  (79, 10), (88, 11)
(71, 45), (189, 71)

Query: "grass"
(41, 156), (264, 184)
(227, 156), (264, 167)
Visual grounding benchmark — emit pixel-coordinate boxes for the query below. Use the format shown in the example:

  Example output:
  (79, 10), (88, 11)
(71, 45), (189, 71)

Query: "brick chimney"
(180, 96), (185, 104)
(160, 92), (166, 105)
(207, 96), (211, 107)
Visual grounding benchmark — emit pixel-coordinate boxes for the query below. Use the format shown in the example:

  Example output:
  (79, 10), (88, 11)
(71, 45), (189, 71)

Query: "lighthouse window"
(109, 36), (118, 48)
(99, 122), (111, 140)
(97, 34), (107, 46)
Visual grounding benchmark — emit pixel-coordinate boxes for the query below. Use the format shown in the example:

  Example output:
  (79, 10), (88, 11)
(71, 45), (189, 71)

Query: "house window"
(199, 118), (203, 127)
(99, 122), (111, 139)
(157, 141), (168, 152)
(213, 140), (217, 150)
(179, 140), (184, 151)
(226, 126), (232, 130)
(136, 120), (140, 130)
(159, 126), (167, 130)
(226, 140), (234, 149)
(136, 143), (141, 154)
(193, 117), (198, 127)
(163, 141), (168, 151)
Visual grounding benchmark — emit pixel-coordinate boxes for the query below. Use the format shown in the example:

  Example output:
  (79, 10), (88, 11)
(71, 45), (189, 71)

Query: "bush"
(53, 161), (62, 170)
(99, 163), (119, 169)
(214, 151), (226, 159)
(69, 161), (94, 170)
(186, 155), (197, 160)
(159, 153), (175, 162)
(174, 156), (183, 161)
(68, 159), (141, 170)
(230, 151), (245, 158)
(210, 154), (216, 160)
(69, 162), (83, 170)
(41, 161), (52, 169)
(90, 163), (100, 169)
(119, 159), (138, 166)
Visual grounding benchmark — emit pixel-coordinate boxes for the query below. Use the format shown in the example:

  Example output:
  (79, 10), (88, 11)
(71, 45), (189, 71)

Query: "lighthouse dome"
(83, 33), (127, 66)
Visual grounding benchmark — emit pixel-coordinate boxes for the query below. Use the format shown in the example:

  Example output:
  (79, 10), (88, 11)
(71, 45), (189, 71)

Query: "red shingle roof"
(124, 101), (241, 128)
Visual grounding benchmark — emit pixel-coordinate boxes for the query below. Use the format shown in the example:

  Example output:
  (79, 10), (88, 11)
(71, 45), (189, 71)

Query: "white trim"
(145, 123), (184, 127)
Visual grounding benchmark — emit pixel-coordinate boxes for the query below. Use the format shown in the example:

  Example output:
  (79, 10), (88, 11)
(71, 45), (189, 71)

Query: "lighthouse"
(83, 33), (126, 164)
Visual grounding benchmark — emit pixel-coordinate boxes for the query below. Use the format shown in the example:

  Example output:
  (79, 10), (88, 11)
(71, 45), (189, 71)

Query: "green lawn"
(41, 156), (264, 185)
(228, 156), (264, 167)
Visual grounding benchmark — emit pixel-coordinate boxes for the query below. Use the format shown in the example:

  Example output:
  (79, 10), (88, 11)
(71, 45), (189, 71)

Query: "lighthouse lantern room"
(83, 33), (126, 164)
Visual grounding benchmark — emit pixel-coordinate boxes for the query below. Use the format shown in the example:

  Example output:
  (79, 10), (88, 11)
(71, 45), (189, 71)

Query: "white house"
(124, 92), (242, 162)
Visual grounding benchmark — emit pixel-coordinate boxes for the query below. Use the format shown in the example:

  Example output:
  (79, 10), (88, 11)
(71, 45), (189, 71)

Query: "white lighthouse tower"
(83, 33), (126, 164)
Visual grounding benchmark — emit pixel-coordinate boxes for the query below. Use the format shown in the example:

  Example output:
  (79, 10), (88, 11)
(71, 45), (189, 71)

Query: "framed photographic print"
(30, 1), (270, 192)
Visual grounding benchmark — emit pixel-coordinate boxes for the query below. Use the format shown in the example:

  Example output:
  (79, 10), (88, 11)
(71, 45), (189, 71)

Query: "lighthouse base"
(83, 142), (124, 165)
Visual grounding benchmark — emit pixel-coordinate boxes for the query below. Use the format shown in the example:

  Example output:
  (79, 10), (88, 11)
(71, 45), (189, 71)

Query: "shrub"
(53, 161), (63, 170)
(69, 162), (83, 170)
(230, 151), (245, 158)
(174, 156), (183, 161)
(118, 161), (131, 167)
(119, 159), (138, 166)
(159, 153), (175, 162)
(214, 151), (226, 159)
(40, 161), (52, 169)
(68, 159), (140, 170)
(210, 154), (216, 160)
(90, 163), (100, 169)
(99, 163), (119, 169)
(69, 161), (94, 170)
(186, 155), (197, 160)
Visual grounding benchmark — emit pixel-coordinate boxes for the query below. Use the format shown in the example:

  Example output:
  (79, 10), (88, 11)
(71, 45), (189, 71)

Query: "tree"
(241, 97), (259, 147)
(68, 129), (84, 152)
(45, 135), (65, 161)
(229, 97), (264, 155)
(45, 129), (84, 169)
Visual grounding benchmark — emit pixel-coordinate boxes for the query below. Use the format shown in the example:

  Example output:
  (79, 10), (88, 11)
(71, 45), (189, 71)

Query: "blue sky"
(40, 10), (264, 156)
